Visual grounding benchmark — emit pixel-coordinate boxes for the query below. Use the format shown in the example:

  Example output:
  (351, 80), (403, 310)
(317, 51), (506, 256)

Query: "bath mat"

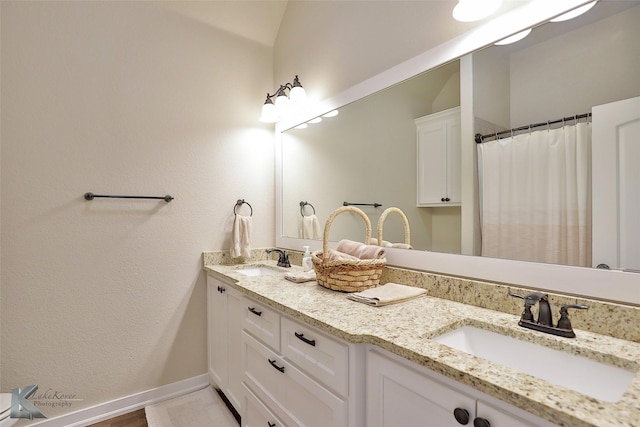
(145, 386), (238, 427)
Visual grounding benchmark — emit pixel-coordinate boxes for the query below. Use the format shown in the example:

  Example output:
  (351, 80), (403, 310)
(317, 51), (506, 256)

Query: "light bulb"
(274, 93), (290, 116)
(289, 86), (306, 104)
(494, 28), (532, 45)
(259, 102), (279, 123)
(322, 110), (339, 118)
(550, 1), (597, 22)
(452, 0), (502, 22)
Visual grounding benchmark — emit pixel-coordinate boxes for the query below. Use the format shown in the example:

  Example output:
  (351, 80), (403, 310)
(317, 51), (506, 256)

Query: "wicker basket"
(377, 207), (411, 247)
(312, 206), (386, 293)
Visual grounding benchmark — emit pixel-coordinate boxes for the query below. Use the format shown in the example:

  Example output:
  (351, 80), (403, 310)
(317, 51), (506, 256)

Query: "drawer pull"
(268, 358), (285, 373)
(248, 307), (262, 316)
(267, 423), (276, 427)
(294, 332), (316, 347)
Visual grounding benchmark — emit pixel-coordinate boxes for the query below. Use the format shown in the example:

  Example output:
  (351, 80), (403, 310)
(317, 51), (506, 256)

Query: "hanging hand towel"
(347, 283), (427, 306)
(230, 214), (252, 259)
(301, 215), (321, 239)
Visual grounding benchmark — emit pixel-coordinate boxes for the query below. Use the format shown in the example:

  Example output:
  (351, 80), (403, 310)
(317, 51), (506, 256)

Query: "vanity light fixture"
(452, 0), (502, 22)
(550, 1), (597, 22)
(260, 75), (307, 123)
(494, 28), (532, 45)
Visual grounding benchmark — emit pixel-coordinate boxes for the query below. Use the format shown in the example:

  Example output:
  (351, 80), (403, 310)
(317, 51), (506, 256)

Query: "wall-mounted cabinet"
(416, 107), (461, 207)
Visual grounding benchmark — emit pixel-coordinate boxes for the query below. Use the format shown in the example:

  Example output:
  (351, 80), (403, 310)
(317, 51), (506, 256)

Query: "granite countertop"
(204, 261), (640, 427)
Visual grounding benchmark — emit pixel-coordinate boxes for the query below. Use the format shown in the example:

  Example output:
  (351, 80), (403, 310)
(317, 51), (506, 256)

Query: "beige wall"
(1, 0), (273, 419)
(273, 1), (477, 104)
(509, 4), (640, 125)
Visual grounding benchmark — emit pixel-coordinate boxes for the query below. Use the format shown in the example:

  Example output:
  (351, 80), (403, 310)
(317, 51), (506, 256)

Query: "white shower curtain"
(478, 122), (592, 266)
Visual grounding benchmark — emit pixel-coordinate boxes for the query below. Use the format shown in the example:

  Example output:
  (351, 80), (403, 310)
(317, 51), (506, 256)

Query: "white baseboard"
(28, 374), (209, 427)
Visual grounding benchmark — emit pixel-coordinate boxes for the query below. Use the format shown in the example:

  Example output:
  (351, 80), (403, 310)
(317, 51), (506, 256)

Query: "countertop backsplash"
(203, 249), (640, 343)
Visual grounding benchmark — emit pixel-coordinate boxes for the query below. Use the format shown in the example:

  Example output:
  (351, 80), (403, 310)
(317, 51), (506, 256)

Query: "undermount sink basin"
(235, 265), (281, 277)
(433, 325), (636, 403)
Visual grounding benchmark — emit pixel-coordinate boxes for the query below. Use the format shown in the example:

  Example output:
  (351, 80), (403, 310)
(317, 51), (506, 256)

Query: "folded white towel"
(347, 283), (426, 306)
(230, 214), (252, 258)
(285, 270), (317, 283)
(300, 215), (321, 239)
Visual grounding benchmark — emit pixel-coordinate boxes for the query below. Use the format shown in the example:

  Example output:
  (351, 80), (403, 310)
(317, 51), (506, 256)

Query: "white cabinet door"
(207, 275), (243, 412)
(207, 277), (227, 389)
(367, 350), (475, 427)
(416, 107), (461, 207)
(476, 401), (537, 427)
(592, 95), (640, 271)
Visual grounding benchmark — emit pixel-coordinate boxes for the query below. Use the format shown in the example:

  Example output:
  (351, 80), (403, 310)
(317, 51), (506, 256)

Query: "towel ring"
(234, 199), (253, 216)
(300, 201), (316, 217)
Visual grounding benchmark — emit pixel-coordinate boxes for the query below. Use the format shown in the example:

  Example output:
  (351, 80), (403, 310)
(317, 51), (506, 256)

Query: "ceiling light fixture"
(452, 0), (502, 22)
(550, 1), (597, 22)
(494, 28), (532, 45)
(259, 75), (307, 123)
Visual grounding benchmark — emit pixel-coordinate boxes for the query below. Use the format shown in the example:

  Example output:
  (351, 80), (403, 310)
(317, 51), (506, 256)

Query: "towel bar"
(343, 201), (382, 208)
(84, 192), (173, 202)
(300, 201), (316, 217)
(234, 199), (253, 216)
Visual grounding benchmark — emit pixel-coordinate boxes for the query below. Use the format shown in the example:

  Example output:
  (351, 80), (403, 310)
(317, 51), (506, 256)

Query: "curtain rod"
(475, 112), (592, 144)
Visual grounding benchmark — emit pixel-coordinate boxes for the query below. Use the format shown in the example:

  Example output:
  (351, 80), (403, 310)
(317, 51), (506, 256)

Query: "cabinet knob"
(453, 407), (470, 424)
(441, 197), (446, 202)
(445, 197), (450, 202)
(473, 417), (491, 427)
(217, 286), (225, 293)
(267, 422), (276, 427)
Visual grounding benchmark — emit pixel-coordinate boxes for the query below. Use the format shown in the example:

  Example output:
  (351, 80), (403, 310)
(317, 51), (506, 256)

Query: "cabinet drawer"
(242, 384), (286, 427)
(243, 298), (281, 352)
(242, 331), (348, 427)
(281, 316), (349, 396)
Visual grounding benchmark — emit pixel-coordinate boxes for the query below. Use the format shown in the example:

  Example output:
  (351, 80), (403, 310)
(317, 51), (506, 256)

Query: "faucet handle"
(509, 292), (535, 322)
(556, 304), (589, 331)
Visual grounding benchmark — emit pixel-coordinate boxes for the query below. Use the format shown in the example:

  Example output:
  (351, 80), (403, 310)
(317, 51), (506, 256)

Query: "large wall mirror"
(276, 1), (640, 305)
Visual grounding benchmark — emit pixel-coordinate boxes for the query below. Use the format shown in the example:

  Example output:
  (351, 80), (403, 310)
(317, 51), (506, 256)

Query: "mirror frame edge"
(275, 0), (640, 306)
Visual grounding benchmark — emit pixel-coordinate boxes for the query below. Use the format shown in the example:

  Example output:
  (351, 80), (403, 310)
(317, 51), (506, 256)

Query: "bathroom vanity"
(203, 254), (640, 427)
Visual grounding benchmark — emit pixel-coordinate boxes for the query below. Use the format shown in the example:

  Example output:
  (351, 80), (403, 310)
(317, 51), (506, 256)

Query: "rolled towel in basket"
(389, 243), (413, 250)
(337, 239), (385, 260)
(347, 282), (426, 306)
(326, 249), (360, 262)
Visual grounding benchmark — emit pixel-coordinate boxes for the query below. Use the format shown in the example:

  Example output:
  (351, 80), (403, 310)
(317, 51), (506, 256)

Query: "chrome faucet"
(266, 248), (291, 268)
(509, 292), (588, 338)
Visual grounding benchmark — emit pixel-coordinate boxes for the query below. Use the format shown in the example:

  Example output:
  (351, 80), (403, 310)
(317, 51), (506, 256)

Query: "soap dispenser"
(302, 246), (313, 271)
